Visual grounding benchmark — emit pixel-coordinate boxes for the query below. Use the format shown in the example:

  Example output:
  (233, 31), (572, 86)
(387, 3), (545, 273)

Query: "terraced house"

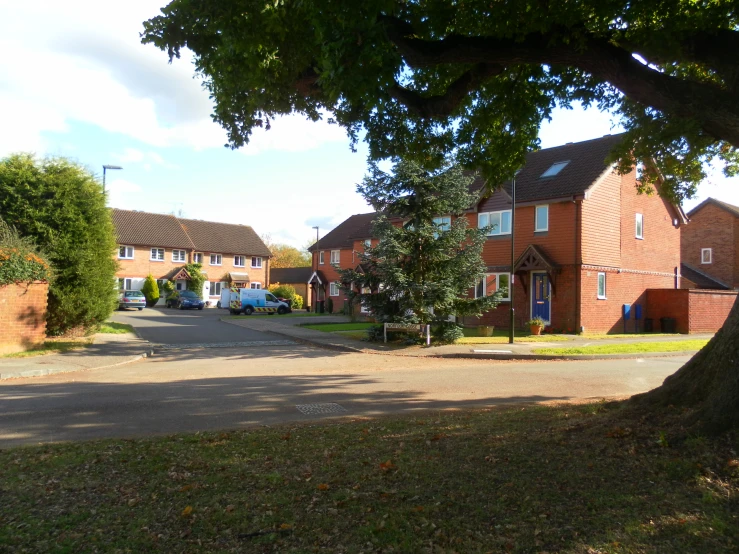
(312, 135), (690, 333)
(112, 209), (272, 306)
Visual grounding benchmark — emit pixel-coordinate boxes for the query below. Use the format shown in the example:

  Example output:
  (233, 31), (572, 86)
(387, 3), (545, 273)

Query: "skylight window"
(540, 161), (569, 178)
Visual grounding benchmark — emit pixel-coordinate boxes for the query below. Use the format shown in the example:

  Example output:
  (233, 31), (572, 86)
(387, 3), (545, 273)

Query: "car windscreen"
(180, 291), (197, 298)
(124, 291), (144, 297)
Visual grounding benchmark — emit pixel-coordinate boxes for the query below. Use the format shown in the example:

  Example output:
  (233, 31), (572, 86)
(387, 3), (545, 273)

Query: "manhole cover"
(295, 403), (348, 415)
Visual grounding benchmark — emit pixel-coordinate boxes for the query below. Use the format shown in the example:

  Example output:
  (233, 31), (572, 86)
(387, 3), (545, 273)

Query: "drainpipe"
(574, 198), (582, 333)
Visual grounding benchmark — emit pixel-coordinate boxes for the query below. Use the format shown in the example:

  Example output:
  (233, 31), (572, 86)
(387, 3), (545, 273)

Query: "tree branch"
(379, 15), (739, 147)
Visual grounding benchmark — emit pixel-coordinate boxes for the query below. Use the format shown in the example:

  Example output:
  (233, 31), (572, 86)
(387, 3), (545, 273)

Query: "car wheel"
(277, 306), (287, 315)
(179, 303), (185, 310)
(138, 307), (144, 311)
(216, 301), (221, 309)
(198, 306), (203, 310)
(243, 306), (254, 316)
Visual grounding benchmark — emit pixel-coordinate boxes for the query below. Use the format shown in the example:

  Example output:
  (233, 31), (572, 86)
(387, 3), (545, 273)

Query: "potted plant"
(477, 325), (494, 337)
(526, 316), (547, 335)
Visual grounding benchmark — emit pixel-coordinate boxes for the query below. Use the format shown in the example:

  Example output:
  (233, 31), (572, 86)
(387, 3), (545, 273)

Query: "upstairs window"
(364, 239), (371, 249)
(635, 213), (644, 239)
(118, 246), (134, 259)
(234, 256), (245, 267)
(535, 205), (549, 232)
(701, 248), (712, 264)
(150, 248), (164, 261)
(478, 210), (512, 236)
(251, 256), (262, 268)
(319, 251), (325, 265)
(432, 216), (451, 237)
(250, 282), (262, 289)
(193, 253), (203, 264)
(330, 250), (340, 264)
(172, 249), (186, 263)
(540, 161), (569, 178)
(210, 254), (222, 265)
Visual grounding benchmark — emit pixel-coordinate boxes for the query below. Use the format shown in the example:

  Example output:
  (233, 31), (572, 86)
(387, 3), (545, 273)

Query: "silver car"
(118, 290), (146, 311)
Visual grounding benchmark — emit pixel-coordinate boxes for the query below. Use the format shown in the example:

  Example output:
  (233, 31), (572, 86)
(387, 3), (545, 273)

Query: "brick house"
(112, 209), (272, 306)
(680, 198), (739, 290)
(312, 135), (689, 332)
(270, 267), (313, 308)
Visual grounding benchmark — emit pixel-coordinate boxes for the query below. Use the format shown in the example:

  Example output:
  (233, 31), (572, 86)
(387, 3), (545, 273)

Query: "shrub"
(0, 218), (52, 285)
(433, 322), (464, 344)
(162, 280), (177, 298)
(184, 263), (206, 299)
(268, 283), (304, 308)
(0, 154), (118, 335)
(292, 293), (303, 309)
(141, 274), (160, 307)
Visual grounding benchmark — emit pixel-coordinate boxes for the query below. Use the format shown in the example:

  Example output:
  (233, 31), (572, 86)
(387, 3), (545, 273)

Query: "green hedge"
(0, 219), (51, 286)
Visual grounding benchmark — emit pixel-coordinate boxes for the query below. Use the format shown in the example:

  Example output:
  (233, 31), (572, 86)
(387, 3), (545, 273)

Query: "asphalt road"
(0, 345), (688, 447)
(111, 307), (277, 344)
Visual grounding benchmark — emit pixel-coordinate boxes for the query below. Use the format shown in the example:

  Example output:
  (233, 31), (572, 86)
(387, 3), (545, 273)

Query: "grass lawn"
(97, 322), (135, 334)
(534, 339), (710, 355)
(1, 339), (92, 358)
(1, 402), (736, 552)
(225, 312), (338, 319)
(582, 333), (683, 339)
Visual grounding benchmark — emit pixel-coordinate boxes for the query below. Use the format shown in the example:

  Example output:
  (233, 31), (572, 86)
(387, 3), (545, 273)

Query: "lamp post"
(509, 169), (520, 345)
(312, 226), (320, 310)
(102, 165), (123, 193)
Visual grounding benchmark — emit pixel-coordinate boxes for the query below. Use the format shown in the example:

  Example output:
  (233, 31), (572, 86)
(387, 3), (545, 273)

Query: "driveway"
(112, 307), (278, 344)
(0, 346), (686, 446)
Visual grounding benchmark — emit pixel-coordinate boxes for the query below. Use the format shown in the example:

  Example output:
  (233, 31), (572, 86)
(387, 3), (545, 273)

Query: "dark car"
(118, 290), (146, 311)
(168, 290), (205, 310)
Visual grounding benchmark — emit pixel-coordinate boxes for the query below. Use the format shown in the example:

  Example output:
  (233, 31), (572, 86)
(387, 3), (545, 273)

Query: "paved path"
(112, 307), (277, 344)
(0, 344), (687, 446)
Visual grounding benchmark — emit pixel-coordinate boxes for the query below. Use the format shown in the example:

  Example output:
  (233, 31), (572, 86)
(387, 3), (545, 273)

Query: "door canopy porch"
(169, 267), (191, 281)
(513, 244), (560, 296)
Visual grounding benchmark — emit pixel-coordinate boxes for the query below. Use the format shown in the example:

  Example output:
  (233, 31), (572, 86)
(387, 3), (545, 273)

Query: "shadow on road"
(0, 369), (569, 446)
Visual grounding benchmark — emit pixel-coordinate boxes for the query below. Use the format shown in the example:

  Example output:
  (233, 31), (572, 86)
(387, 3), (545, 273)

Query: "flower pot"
(530, 324), (543, 336)
(477, 325), (494, 337)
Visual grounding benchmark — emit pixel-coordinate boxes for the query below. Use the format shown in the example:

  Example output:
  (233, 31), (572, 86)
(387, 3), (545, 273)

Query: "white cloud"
(106, 178), (143, 210)
(0, 1), (349, 157)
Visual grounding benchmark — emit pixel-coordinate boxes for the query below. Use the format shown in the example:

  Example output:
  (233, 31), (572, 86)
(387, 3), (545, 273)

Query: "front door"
(531, 272), (551, 323)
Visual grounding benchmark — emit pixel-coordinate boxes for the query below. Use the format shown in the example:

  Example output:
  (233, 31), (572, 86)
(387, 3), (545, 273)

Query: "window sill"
(635, 236), (644, 240)
(149, 259), (164, 262)
(597, 297), (607, 300)
(118, 257), (134, 260)
(534, 230), (549, 236)
(485, 235), (511, 241)
(251, 266), (261, 269)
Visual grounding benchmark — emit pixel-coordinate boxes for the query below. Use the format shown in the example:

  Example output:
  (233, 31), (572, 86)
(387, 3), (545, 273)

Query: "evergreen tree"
(340, 158), (503, 343)
(0, 154), (118, 335)
(141, 274), (160, 307)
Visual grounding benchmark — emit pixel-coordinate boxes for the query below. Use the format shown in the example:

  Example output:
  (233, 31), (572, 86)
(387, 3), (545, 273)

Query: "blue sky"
(2, 1), (737, 248)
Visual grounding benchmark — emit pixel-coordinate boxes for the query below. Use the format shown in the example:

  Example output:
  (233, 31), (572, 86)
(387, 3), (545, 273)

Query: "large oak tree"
(143, 0), (739, 432)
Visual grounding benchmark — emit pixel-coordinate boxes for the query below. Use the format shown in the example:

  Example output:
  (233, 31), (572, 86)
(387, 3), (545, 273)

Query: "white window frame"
(319, 251), (325, 265)
(535, 205), (549, 232)
(234, 255), (245, 267)
(701, 248), (712, 264)
(251, 256), (262, 268)
(540, 161), (569, 178)
(209, 253), (222, 266)
(210, 281), (222, 296)
(330, 282), (340, 296)
(597, 272), (607, 299)
(250, 282), (262, 290)
(364, 239), (371, 249)
(118, 246), (134, 259)
(193, 252), (203, 264)
(478, 210), (512, 236)
(360, 286), (371, 313)
(150, 248), (164, 261)
(635, 213), (644, 239)
(432, 216), (452, 237)
(172, 249), (186, 263)
(330, 250), (340, 265)
(475, 273), (511, 301)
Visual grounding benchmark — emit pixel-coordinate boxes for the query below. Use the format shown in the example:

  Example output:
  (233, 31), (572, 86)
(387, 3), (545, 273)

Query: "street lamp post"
(509, 170), (519, 345)
(102, 165), (123, 193)
(312, 226), (320, 311)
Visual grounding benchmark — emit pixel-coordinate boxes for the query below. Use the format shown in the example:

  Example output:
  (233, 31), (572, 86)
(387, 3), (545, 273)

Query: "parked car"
(168, 289), (205, 310)
(118, 290), (146, 311)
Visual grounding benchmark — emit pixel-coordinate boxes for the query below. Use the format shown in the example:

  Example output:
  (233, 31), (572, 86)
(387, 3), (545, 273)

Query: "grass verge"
(1, 340), (92, 358)
(302, 323), (375, 332)
(225, 312), (336, 319)
(97, 322), (135, 334)
(1, 402), (736, 552)
(534, 339), (709, 355)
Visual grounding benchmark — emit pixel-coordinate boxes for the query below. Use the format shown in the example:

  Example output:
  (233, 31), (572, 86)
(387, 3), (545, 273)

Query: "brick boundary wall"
(0, 281), (48, 354)
(646, 288), (738, 334)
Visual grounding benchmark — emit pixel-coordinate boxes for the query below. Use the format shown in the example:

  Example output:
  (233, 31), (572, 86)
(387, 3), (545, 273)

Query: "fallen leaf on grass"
(379, 460), (396, 471)
(279, 523), (292, 530)
(317, 483), (329, 491)
(413, 506), (424, 512)
(181, 506), (193, 517)
(430, 433), (447, 442)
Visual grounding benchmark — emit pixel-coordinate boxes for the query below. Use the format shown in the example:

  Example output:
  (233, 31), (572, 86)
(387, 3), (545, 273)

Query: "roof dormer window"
(540, 161), (569, 178)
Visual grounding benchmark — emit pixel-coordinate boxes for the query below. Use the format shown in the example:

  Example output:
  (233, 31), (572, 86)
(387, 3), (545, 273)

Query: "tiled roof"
(271, 267), (314, 284)
(112, 209), (194, 249)
(687, 197), (739, 219)
(112, 209), (272, 256)
(308, 212), (376, 251)
(681, 263), (731, 290)
(176, 218), (271, 257)
(471, 133), (626, 203)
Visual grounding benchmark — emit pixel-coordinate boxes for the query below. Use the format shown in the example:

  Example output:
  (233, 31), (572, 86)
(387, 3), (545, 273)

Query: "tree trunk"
(630, 295), (739, 433)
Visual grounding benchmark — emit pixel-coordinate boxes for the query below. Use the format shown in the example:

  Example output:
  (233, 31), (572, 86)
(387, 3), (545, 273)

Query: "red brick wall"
(581, 170), (621, 266)
(646, 289), (738, 333)
(312, 248), (351, 312)
(681, 203), (737, 288)
(0, 282), (48, 354)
